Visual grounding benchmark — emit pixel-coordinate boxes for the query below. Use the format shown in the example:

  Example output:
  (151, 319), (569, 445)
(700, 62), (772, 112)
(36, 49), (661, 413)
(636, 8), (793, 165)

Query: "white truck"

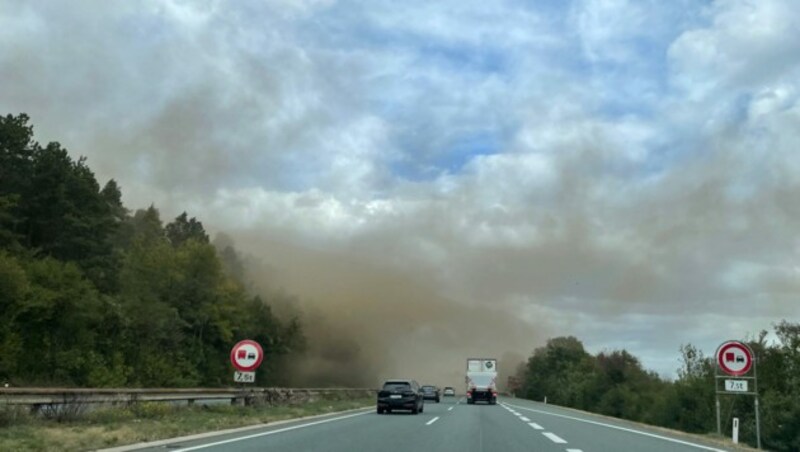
(466, 358), (498, 405)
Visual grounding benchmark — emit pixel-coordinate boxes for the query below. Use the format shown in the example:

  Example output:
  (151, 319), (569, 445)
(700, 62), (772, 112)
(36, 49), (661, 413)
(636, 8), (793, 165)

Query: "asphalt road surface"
(134, 396), (732, 452)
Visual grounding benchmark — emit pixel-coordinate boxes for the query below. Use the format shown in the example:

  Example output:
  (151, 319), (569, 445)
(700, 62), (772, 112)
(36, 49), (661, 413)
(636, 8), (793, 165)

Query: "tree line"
(0, 113), (304, 388)
(516, 324), (800, 451)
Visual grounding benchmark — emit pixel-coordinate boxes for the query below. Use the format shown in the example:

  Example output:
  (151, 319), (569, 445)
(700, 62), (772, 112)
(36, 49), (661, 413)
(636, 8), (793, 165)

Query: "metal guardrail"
(0, 387), (376, 408)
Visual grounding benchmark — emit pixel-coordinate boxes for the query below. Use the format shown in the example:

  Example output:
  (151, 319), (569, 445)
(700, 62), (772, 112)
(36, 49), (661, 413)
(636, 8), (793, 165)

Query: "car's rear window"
(383, 382), (411, 391)
(422, 386), (435, 390)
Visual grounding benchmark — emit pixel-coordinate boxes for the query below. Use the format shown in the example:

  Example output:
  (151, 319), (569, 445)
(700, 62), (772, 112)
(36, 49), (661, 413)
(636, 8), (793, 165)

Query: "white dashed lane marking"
(542, 432), (568, 444)
(426, 417), (440, 426)
(505, 401), (727, 452)
(448, 407), (454, 411)
(505, 402), (575, 448)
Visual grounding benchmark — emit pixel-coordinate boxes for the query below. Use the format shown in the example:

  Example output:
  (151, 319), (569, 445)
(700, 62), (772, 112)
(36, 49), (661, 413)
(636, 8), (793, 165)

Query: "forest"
(0, 113), (304, 388)
(517, 327), (800, 450)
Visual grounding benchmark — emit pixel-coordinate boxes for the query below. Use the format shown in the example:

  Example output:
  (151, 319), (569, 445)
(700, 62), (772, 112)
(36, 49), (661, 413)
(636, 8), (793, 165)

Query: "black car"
(421, 385), (440, 403)
(377, 379), (424, 414)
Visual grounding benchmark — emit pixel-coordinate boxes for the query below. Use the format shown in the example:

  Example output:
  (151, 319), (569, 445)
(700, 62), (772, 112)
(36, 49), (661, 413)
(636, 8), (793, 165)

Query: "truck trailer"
(466, 358), (498, 405)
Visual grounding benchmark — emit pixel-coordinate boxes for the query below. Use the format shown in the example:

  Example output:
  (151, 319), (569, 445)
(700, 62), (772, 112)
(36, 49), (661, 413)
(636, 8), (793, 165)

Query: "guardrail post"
(231, 388), (247, 406)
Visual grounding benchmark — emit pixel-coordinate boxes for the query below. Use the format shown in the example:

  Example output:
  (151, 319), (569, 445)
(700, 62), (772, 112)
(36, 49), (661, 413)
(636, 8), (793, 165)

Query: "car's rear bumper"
(378, 398), (418, 409)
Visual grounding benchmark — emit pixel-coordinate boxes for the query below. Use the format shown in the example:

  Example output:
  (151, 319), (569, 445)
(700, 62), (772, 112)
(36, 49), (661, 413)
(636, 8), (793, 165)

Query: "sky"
(2, 0), (799, 382)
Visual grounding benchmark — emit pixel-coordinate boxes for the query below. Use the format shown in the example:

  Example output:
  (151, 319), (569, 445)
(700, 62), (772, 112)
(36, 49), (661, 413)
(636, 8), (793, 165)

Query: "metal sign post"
(229, 339), (264, 407)
(714, 340), (761, 449)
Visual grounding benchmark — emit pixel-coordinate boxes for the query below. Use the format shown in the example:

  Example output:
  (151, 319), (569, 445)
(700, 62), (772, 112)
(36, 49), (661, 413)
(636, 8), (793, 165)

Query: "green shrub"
(0, 404), (31, 427)
(131, 402), (174, 419)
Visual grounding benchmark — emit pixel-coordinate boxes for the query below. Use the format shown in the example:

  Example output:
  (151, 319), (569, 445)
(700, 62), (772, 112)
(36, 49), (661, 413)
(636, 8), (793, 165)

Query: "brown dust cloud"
(228, 232), (545, 390)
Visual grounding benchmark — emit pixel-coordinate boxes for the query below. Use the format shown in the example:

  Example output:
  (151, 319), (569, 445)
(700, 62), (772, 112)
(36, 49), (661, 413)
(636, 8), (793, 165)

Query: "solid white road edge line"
(426, 417), (440, 426)
(172, 410), (371, 451)
(504, 402), (727, 452)
(528, 422), (544, 430)
(542, 432), (568, 444)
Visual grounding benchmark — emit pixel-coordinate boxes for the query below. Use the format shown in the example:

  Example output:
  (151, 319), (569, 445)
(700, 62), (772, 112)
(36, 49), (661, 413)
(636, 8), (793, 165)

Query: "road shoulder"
(501, 398), (754, 451)
(98, 405), (373, 452)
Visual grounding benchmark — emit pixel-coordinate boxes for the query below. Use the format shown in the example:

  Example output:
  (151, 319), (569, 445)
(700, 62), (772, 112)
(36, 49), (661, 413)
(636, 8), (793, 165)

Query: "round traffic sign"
(716, 341), (753, 376)
(230, 340), (264, 372)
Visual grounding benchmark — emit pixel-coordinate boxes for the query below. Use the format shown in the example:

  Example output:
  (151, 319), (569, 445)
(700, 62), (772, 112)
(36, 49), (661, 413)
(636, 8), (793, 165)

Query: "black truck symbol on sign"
(237, 350), (257, 360)
(725, 352), (745, 363)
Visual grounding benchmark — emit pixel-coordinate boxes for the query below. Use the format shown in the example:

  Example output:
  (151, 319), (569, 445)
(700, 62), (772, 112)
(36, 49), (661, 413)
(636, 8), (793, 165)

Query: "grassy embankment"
(0, 398), (374, 451)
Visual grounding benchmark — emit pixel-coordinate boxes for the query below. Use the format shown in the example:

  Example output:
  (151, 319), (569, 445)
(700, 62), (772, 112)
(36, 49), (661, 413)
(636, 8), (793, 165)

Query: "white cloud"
(748, 83), (796, 119)
(2, 0), (800, 378)
(573, 0), (652, 64)
(668, 0), (800, 99)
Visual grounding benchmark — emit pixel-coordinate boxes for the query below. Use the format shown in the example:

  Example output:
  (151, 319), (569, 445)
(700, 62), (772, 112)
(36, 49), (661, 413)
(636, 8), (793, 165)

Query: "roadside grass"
(700, 432), (758, 451)
(0, 398), (374, 452)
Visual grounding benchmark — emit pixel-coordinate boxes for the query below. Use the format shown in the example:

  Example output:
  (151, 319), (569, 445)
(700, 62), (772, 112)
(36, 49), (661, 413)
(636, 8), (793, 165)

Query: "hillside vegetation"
(0, 113), (304, 388)
(518, 329), (799, 450)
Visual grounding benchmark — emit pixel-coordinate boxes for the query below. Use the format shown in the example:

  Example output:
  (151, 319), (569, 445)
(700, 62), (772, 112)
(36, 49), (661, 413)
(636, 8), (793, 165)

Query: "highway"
(134, 397), (732, 452)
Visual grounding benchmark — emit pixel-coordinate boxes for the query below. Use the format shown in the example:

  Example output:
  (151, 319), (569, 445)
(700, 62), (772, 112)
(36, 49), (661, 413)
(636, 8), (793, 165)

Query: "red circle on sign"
(230, 340), (264, 372)
(716, 341), (753, 376)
